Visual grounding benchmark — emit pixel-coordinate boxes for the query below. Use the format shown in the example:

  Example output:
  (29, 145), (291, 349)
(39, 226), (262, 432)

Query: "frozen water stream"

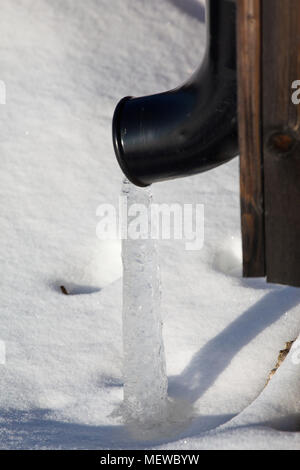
(122, 179), (168, 426)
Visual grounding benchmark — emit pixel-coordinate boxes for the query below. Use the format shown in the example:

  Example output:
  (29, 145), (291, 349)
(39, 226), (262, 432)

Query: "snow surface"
(0, 0), (299, 450)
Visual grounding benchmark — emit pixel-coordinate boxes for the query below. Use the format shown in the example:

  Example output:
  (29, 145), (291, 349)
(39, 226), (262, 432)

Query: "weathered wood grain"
(262, 0), (300, 287)
(237, 0), (265, 277)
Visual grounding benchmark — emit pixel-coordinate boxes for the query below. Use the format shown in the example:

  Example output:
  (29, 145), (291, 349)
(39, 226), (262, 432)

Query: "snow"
(0, 0), (299, 450)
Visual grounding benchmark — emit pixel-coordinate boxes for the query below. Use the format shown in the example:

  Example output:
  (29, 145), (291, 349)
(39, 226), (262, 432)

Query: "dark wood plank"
(263, 0), (300, 287)
(237, 0), (266, 277)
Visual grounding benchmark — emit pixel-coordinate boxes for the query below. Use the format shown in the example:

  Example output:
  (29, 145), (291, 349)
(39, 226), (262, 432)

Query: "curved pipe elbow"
(113, 0), (238, 187)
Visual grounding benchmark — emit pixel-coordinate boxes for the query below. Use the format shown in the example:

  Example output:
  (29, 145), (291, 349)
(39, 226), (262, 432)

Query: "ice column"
(122, 179), (168, 425)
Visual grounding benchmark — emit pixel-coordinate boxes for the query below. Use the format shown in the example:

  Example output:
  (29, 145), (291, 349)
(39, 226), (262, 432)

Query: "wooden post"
(238, 0), (300, 287)
(237, 0), (265, 278)
(262, 0), (300, 287)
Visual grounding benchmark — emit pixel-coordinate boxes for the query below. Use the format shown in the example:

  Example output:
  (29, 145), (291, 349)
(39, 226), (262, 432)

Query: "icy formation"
(122, 179), (168, 425)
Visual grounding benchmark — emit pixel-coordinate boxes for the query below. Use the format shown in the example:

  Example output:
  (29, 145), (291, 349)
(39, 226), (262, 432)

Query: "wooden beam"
(237, 0), (265, 277)
(262, 0), (300, 287)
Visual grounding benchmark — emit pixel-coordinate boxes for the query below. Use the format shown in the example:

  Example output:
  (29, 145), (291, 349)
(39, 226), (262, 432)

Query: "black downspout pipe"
(113, 0), (238, 187)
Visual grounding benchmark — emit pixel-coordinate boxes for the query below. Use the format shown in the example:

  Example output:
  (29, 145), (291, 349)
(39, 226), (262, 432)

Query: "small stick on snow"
(266, 340), (296, 386)
(60, 286), (69, 295)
